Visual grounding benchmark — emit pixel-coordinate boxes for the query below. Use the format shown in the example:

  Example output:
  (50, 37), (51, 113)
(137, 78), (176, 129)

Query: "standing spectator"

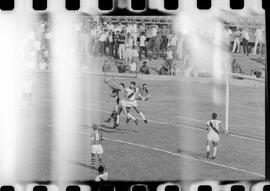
(147, 25), (158, 52)
(253, 27), (263, 56)
(118, 31), (126, 60)
(231, 27), (241, 53)
(139, 61), (150, 74)
(166, 46), (174, 75)
(113, 31), (120, 59)
(125, 33), (133, 62)
(241, 27), (249, 56)
(168, 33), (177, 57)
(161, 25), (168, 52)
(126, 23), (132, 34)
(153, 31), (163, 59)
(139, 32), (147, 60)
(108, 31), (114, 59)
(99, 29), (107, 56)
(132, 44), (139, 61)
(139, 23), (146, 36)
(131, 22), (138, 45)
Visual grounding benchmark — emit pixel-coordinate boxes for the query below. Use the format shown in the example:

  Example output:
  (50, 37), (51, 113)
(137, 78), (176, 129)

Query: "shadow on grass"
(69, 160), (97, 171)
(177, 148), (206, 159)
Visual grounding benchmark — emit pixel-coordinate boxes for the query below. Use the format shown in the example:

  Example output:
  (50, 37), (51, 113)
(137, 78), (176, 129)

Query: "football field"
(16, 72), (265, 182)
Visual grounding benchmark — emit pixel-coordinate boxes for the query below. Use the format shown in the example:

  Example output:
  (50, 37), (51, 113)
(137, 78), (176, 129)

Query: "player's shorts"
(126, 100), (138, 108)
(119, 100), (128, 108)
(90, 144), (104, 154)
(207, 132), (220, 143)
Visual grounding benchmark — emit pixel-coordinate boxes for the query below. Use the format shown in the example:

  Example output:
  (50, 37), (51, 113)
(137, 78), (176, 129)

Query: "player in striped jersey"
(205, 113), (228, 159)
(90, 124), (104, 166)
(125, 81), (149, 124)
(104, 78), (138, 128)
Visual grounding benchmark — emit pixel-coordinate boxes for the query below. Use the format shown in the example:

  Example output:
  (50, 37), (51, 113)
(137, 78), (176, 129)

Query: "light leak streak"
(51, 12), (80, 182)
(0, 13), (32, 183)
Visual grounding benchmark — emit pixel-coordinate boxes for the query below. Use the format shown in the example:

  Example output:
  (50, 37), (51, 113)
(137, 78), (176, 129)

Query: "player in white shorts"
(104, 78), (138, 128)
(205, 113), (228, 159)
(90, 124), (104, 166)
(125, 81), (149, 124)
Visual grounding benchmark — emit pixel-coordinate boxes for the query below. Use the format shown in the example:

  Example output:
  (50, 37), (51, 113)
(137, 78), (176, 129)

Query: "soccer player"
(104, 78), (138, 128)
(205, 113), (228, 159)
(104, 85), (124, 123)
(125, 81), (149, 124)
(95, 162), (108, 182)
(90, 124), (104, 166)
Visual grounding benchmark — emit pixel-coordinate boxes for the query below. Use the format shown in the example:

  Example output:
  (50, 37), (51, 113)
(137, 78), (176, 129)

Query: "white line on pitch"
(39, 97), (264, 143)
(77, 131), (264, 178)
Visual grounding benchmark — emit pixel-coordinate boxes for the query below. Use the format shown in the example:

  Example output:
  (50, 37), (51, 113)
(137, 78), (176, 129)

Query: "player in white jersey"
(104, 78), (138, 128)
(205, 113), (228, 159)
(125, 81), (149, 124)
(90, 124), (104, 166)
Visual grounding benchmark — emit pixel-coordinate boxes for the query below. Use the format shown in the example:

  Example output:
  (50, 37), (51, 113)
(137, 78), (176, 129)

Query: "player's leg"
(212, 142), (218, 159)
(98, 154), (103, 164)
(206, 133), (212, 158)
(133, 106), (147, 124)
(126, 107), (131, 123)
(124, 106), (137, 125)
(206, 140), (211, 158)
(105, 109), (115, 122)
(91, 153), (96, 166)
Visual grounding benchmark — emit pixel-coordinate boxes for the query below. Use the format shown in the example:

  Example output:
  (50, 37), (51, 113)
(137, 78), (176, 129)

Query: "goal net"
(225, 73), (265, 140)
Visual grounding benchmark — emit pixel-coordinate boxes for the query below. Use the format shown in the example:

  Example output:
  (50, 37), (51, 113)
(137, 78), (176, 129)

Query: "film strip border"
(0, 0), (266, 13)
(0, 182), (270, 191)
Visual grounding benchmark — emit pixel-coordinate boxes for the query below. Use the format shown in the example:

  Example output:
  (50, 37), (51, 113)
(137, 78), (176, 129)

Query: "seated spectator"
(254, 67), (262, 78)
(128, 60), (137, 73)
(117, 61), (127, 73)
(261, 68), (265, 79)
(250, 70), (256, 78)
(102, 60), (111, 72)
(139, 61), (150, 74)
(232, 59), (242, 74)
(158, 64), (169, 75)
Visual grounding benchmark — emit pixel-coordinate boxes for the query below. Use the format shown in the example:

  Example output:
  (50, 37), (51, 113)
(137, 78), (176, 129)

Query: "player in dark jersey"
(105, 87), (122, 123)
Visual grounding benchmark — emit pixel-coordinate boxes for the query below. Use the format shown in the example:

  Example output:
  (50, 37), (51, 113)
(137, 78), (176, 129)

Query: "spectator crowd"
(76, 16), (184, 76)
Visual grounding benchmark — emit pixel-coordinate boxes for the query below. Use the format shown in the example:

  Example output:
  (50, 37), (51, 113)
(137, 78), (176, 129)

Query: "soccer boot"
(126, 117), (130, 123)
(113, 123), (119, 129)
(206, 151), (210, 159)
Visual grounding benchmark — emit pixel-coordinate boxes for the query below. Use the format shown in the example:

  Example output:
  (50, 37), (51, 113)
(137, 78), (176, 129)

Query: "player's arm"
(137, 92), (147, 101)
(100, 131), (103, 141)
(104, 78), (124, 91)
(205, 122), (210, 131)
